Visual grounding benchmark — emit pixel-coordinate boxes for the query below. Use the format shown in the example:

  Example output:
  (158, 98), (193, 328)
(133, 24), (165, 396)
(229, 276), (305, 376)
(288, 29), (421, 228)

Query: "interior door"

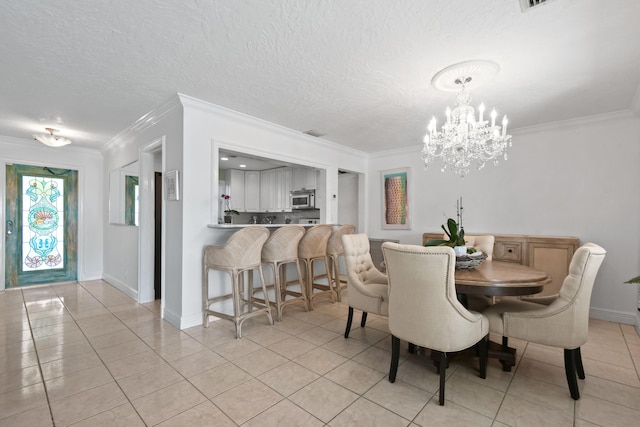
(5, 164), (78, 287)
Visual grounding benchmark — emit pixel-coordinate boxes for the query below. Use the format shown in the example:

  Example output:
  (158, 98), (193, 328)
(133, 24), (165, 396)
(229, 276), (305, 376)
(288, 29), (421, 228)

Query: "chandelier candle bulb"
(446, 107), (451, 125)
(479, 103), (485, 122)
(491, 109), (497, 128)
(502, 116), (508, 137)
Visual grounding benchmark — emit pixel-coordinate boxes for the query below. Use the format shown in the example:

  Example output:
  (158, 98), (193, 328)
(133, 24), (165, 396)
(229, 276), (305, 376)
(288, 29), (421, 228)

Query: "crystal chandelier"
(421, 61), (511, 178)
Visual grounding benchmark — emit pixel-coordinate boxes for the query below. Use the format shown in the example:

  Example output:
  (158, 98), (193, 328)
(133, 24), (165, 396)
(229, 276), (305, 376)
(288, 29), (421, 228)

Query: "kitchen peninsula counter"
(207, 223), (324, 229)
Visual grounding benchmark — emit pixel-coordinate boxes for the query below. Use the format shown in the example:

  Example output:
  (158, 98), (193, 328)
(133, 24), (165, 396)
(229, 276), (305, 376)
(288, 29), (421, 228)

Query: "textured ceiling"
(1, 0), (639, 153)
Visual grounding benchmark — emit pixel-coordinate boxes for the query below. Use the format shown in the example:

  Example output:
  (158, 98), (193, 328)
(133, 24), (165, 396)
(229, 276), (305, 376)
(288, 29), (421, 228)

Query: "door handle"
(6, 220), (13, 235)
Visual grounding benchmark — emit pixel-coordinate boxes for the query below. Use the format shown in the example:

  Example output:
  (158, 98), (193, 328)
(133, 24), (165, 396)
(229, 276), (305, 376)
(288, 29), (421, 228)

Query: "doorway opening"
(138, 137), (164, 308)
(337, 169), (361, 230)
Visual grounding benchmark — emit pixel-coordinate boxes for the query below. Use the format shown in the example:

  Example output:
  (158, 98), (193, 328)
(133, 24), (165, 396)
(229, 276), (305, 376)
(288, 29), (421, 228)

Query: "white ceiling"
(1, 0), (639, 153)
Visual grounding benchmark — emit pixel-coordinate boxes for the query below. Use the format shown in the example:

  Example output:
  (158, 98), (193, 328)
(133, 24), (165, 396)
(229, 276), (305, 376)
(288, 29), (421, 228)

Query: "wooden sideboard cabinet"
(422, 233), (580, 298)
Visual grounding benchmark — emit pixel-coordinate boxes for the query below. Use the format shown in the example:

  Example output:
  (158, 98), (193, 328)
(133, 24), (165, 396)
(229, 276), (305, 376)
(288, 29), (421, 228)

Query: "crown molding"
(177, 93), (369, 159)
(510, 110), (635, 135)
(370, 109), (639, 160)
(100, 95), (182, 153)
(368, 144), (421, 159)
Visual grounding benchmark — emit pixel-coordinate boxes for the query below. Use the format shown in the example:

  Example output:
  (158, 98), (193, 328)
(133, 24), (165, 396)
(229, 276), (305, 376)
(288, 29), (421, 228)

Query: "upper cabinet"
(226, 169), (245, 211)
(224, 166), (309, 213)
(293, 167), (317, 190)
(260, 167), (294, 212)
(260, 169), (277, 212)
(244, 171), (260, 212)
(277, 167), (293, 210)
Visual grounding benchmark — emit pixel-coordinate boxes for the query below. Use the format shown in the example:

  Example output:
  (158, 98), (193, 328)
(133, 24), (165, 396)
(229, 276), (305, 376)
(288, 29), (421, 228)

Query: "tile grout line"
(22, 286), (57, 427)
(51, 281), (149, 426)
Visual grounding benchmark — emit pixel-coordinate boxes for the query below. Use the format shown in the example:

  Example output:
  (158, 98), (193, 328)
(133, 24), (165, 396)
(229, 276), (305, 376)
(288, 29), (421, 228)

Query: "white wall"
(0, 136), (103, 289)
(101, 98), (183, 313)
(368, 112), (640, 325)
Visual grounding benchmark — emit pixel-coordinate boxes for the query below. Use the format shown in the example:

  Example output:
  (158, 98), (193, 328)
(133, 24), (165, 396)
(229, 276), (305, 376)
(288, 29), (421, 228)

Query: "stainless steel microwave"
(290, 189), (315, 209)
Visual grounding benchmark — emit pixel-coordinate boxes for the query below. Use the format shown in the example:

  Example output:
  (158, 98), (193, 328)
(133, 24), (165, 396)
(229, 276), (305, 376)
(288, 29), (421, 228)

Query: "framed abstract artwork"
(381, 167), (411, 229)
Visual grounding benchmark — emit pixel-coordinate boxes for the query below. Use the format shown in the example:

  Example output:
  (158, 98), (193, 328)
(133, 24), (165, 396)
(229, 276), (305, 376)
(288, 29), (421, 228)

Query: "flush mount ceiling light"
(33, 127), (72, 148)
(421, 60), (512, 178)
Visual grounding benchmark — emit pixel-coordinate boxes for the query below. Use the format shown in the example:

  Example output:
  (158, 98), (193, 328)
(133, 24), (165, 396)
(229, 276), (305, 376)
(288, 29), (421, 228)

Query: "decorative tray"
(455, 251), (488, 270)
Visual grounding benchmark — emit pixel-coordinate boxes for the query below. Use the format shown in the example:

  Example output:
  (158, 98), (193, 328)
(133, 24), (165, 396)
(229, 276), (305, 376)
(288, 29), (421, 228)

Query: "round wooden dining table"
(455, 260), (551, 297)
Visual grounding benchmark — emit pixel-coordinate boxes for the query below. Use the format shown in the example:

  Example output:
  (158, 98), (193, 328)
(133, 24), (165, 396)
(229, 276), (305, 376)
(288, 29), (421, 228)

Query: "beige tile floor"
(1, 279), (639, 426)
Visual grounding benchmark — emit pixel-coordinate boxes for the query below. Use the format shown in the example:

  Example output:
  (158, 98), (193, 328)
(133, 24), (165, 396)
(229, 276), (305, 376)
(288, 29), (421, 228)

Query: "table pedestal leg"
(487, 338), (516, 372)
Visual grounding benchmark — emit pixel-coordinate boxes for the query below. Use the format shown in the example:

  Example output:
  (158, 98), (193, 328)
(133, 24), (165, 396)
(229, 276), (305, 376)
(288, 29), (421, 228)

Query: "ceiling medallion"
(421, 60), (511, 178)
(33, 127), (72, 148)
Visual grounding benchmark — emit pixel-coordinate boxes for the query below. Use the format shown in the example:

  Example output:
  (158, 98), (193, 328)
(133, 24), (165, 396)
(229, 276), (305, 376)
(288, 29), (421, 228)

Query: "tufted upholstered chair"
(342, 233), (389, 338)
(482, 243), (606, 400)
(382, 242), (488, 406)
(465, 235), (495, 260)
(259, 225), (307, 320)
(202, 227), (273, 338)
(442, 234), (495, 260)
(298, 224), (334, 309)
(326, 224), (356, 302)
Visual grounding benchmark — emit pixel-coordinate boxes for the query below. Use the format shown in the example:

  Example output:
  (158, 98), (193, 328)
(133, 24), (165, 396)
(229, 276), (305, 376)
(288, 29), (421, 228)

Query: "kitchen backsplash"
(224, 209), (321, 225)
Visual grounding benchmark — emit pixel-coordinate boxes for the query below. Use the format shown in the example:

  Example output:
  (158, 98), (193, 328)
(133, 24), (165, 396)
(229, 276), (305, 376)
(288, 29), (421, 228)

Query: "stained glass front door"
(5, 164), (78, 287)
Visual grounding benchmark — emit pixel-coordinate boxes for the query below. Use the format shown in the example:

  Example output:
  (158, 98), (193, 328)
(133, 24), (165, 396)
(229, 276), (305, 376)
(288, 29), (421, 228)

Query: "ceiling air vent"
(303, 129), (325, 137)
(520, 0), (555, 12)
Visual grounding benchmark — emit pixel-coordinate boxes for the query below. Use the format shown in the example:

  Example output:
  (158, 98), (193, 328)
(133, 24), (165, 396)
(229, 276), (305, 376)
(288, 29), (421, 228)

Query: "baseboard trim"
(179, 312), (204, 330)
(161, 308), (204, 330)
(589, 307), (637, 326)
(102, 274), (138, 301)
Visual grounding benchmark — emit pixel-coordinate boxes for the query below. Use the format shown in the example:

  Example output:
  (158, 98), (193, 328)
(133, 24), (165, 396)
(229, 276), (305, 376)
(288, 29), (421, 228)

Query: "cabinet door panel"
(528, 244), (575, 297)
(227, 169), (245, 211)
(260, 170), (276, 212)
(244, 171), (260, 212)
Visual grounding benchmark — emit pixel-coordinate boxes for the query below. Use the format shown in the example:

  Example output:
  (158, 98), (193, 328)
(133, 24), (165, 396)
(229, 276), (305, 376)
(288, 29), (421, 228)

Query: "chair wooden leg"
(294, 259), (310, 312)
(345, 307), (354, 338)
(232, 272), (242, 338)
(257, 266), (273, 326)
(304, 260), (314, 311)
(389, 335), (400, 383)
(324, 256), (336, 303)
(564, 348), (580, 400)
(575, 347), (585, 379)
(439, 352), (447, 405)
(331, 257), (343, 302)
(272, 263), (283, 321)
(478, 335), (488, 379)
(360, 312), (368, 328)
(203, 266), (210, 327)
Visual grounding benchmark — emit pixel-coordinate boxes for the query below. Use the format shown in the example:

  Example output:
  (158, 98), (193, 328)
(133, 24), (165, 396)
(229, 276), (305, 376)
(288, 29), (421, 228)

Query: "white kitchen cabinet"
(276, 167), (293, 211)
(293, 167), (317, 190)
(244, 170), (260, 212)
(226, 169), (245, 211)
(260, 169), (277, 212)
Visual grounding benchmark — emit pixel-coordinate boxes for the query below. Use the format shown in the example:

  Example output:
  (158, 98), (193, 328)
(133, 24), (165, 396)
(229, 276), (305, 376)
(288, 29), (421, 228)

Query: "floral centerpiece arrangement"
(424, 217), (471, 251)
(424, 198), (486, 269)
(424, 197), (474, 253)
(221, 194), (239, 223)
